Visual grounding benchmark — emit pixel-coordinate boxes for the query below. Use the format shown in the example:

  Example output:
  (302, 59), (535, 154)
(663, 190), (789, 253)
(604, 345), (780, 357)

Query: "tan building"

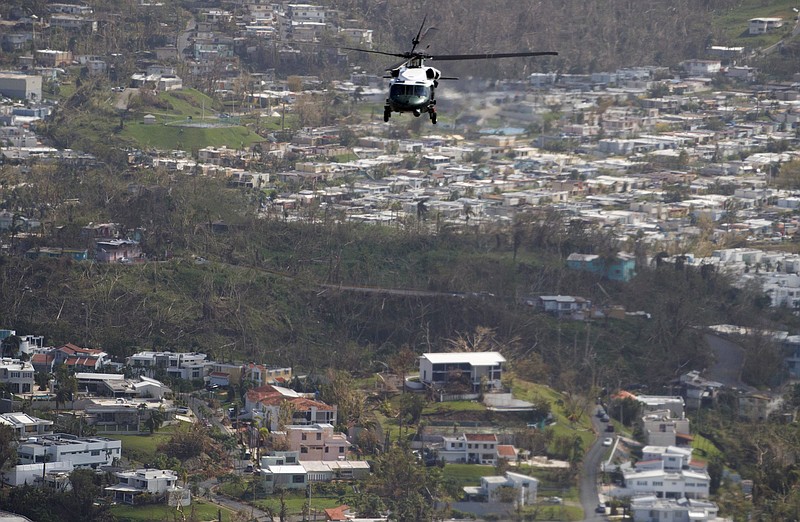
(284, 424), (349, 461)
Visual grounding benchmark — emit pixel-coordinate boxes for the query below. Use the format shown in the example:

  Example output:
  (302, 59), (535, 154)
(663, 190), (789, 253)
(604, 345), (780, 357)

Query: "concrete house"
(106, 468), (190, 506)
(245, 385), (337, 430)
(283, 424), (350, 461)
(463, 471), (539, 505)
(439, 433), (500, 465)
(418, 352), (505, 392)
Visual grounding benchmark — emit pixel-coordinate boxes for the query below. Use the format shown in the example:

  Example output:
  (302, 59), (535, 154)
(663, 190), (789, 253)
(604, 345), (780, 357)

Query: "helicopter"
(344, 18), (557, 124)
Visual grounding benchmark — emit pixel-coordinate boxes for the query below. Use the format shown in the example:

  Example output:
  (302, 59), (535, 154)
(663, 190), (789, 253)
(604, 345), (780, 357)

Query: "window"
(301, 447), (308, 454)
(316, 433), (322, 441)
(652, 481), (663, 486)
(325, 447), (329, 453)
(292, 475), (305, 483)
(91, 450), (100, 456)
(302, 434), (307, 441)
(339, 447), (344, 453)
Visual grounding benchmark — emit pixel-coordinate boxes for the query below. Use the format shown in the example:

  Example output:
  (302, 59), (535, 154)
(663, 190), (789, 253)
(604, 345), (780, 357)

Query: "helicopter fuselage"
(385, 65), (440, 121)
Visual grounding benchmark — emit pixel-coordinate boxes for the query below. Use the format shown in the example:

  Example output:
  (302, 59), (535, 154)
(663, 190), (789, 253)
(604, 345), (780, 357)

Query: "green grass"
(122, 121), (264, 153)
(442, 463), (495, 487)
(250, 489), (353, 516)
(114, 428), (174, 464)
(691, 432), (722, 460)
(422, 400), (487, 415)
(510, 379), (596, 451)
(111, 499), (236, 522)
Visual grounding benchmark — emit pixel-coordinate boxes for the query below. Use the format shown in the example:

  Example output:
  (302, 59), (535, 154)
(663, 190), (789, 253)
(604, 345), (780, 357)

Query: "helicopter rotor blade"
(431, 51), (558, 61)
(410, 15), (428, 52)
(341, 46), (409, 59)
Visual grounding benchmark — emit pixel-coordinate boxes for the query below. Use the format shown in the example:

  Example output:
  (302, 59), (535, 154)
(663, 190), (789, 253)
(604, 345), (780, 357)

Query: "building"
(54, 343), (108, 372)
(638, 446), (695, 472)
(2, 461), (74, 487)
(463, 471), (539, 505)
(630, 497), (726, 522)
(126, 351), (208, 381)
(621, 468), (710, 499)
(439, 433), (500, 465)
(0, 72), (42, 101)
(34, 50), (73, 67)
(105, 469), (190, 506)
(258, 464), (307, 494)
(749, 18), (783, 35)
(0, 358), (35, 394)
(641, 411), (691, 447)
(0, 412), (53, 440)
(418, 352), (505, 392)
(533, 295), (592, 319)
(16, 433), (122, 469)
(245, 385), (337, 430)
(243, 362), (293, 387)
(83, 397), (176, 434)
(94, 239), (142, 263)
(566, 252), (636, 282)
(284, 424), (350, 461)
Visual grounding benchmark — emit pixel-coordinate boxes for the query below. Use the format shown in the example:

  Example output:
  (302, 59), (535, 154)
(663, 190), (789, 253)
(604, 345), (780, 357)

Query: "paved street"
(578, 411), (608, 521)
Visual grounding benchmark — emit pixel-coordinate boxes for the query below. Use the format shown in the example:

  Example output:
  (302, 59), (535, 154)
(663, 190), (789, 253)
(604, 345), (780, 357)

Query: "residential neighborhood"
(2, 0), (800, 521)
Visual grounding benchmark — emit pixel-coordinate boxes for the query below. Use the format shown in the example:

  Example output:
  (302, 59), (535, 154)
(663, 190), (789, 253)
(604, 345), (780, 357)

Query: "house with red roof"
(244, 384), (337, 431)
(54, 343), (108, 372)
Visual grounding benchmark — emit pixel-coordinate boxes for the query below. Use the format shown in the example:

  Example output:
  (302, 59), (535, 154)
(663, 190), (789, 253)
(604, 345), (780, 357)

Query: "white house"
(259, 464), (307, 494)
(641, 411), (691, 447)
(106, 468), (190, 506)
(418, 352), (505, 392)
(621, 468), (710, 499)
(749, 18), (783, 35)
(534, 295), (592, 318)
(630, 496), (727, 522)
(2, 461), (74, 487)
(439, 433), (499, 465)
(0, 412), (53, 440)
(463, 471), (539, 505)
(16, 433), (122, 469)
(638, 446), (695, 472)
(126, 351), (209, 381)
(0, 358), (35, 394)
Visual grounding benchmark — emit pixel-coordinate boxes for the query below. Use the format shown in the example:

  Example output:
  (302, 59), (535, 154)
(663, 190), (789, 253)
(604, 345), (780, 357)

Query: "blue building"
(566, 252), (636, 282)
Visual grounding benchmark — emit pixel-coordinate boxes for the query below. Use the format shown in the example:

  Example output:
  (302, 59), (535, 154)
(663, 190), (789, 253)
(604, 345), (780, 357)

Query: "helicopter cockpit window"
(390, 84), (429, 97)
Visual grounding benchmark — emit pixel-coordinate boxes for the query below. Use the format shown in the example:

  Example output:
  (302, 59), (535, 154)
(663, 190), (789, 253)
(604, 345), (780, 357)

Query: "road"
(578, 411), (607, 521)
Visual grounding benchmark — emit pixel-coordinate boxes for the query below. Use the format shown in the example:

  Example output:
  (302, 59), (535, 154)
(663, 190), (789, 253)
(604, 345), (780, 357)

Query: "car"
(543, 496), (563, 504)
(245, 464), (254, 473)
(602, 437), (613, 446)
(595, 503), (606, 513)
(596, 408), (606, 418)
(600, 414), (610, 422)
(605, 424), (615, 432)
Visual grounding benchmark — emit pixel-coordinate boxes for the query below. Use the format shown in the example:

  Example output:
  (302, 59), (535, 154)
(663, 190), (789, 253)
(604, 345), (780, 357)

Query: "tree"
(144, 406), (165, 434)
(0, 425), (16, 488)
(365, 444), (445, 522)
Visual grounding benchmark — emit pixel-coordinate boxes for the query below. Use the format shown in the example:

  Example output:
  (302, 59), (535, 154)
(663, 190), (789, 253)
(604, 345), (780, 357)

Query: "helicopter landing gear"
(383, 106), (391, 122)
(428, 107), (437, 124)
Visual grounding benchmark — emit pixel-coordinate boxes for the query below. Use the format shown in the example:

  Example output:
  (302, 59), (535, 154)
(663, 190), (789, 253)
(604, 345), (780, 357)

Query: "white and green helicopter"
(345, 18), (557, 124)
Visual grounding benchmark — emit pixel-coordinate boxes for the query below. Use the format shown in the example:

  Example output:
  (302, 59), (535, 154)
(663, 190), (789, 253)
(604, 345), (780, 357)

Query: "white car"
(602, 437), (613, 447)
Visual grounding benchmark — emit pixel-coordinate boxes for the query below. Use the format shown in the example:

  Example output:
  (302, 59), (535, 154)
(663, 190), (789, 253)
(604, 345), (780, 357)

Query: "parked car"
(600, 414), (610, 422)
(596, 503), (606, 513)
(605, 424), (615, 432)
(602, 437), (613, 446)
(543, 496), (563, 504)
